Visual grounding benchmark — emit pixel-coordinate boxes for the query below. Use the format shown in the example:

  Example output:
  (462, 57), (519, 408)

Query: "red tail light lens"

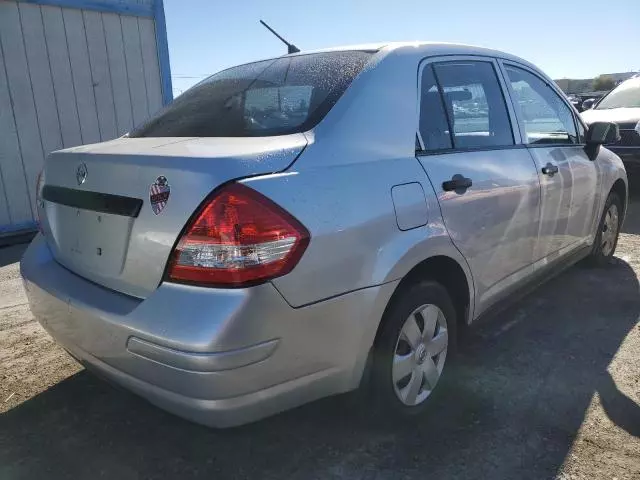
(167, 183), (310, 287)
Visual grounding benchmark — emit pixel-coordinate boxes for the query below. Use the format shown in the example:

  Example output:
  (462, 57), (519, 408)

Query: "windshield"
(130, 51), (373, 137)
(595, 78), (640, 109)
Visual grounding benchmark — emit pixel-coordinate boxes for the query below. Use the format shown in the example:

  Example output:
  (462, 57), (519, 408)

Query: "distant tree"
(592, 75), (615, 91)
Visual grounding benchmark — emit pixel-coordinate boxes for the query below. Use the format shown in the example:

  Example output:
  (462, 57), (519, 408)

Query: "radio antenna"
(259, 20), (300, 54)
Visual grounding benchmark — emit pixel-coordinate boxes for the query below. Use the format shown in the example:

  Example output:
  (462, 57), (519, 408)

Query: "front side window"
(505, 66), (578, 145)
(576, 118), (586, 143)
(418, 61), (514, 152)
(596, 78), (640, 109)
(130, 51), (372, 138)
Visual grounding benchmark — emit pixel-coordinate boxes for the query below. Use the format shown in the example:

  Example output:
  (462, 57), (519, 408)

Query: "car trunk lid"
(40, 135), (307, 298)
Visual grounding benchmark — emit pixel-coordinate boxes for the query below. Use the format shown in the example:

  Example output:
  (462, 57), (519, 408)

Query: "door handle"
(442, 174), (473, 192)
(541, 163), (559, 176)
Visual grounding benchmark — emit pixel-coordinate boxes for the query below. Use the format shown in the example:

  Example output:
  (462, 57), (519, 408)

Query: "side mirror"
(586, 122), (620, 145)
(581, 98), (596, 110)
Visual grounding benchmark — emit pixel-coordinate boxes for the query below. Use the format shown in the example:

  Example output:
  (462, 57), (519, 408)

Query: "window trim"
(416, 55), (523, 154)
(497, 60), (583, 148)
(416, 143), (527, 157)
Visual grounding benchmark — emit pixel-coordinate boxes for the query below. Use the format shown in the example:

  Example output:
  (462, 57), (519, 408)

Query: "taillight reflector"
(167, 183), (310, 287)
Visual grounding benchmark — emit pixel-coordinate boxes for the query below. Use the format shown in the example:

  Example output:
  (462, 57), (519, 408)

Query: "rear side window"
(434, 62), (514, 149)
(129, 51), (372, 138)
(418, 61), (514, 152)
(420, 61), (514, 151)
(505, 66), (578, 145)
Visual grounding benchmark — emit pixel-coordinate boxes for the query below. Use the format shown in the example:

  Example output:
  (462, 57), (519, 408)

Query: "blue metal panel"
(17, 0), (154, 17)
(154, 0), (173, 105)
(0, 0), (172, 235)
(17, 1), (172, 106)
(0, 220), (37, 235)
(16, 0), (171, 106)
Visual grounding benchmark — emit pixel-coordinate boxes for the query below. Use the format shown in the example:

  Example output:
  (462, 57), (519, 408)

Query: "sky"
(164, 0), (640, 98)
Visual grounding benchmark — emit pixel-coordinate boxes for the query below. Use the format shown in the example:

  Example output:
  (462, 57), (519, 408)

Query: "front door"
(415, 58), (541, 315)
(502, 63), (599, 260)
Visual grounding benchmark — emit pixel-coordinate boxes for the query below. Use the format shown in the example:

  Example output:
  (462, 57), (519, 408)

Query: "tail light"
(166, 183), (310, 287)
(35, 170), (45, 234)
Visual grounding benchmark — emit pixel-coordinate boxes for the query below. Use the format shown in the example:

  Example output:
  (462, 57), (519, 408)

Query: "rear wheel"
(371, 281), (456, 416)
(588, 192), (622, 266)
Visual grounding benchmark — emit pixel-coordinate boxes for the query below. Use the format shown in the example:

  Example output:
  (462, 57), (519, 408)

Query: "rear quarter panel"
(244, 47), (474, 315)
(244, 159), (473, 311)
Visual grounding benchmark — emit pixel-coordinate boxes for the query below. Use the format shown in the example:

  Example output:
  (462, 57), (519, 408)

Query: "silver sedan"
(21, 42), (627, 427)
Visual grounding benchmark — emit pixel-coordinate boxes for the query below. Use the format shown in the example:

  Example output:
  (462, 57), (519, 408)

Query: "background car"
(582, 77), (640, 175)
(567, 94), (583, 111)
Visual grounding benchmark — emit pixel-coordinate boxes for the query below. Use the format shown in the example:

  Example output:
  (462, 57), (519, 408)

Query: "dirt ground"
(1, 198), (639, 479)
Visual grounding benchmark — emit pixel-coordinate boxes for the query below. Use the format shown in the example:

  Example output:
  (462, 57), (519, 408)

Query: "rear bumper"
(21, 235), (397, 427)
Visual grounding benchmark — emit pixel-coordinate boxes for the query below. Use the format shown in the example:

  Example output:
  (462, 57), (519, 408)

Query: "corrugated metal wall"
(0, 0), (165, 233)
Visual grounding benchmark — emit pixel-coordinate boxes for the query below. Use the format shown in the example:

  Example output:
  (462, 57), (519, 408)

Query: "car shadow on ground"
(2, 254), (639, 479)
(0, 244), (27, 268)
(623, 185), (640, 234)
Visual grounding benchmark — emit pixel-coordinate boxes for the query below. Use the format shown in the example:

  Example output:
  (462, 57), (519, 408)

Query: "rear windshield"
(130, 51), (373, 138)
(596, 78), (640, 109)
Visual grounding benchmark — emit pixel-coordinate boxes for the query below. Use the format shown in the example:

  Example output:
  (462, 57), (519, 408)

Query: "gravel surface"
(1, 198), (639, 479)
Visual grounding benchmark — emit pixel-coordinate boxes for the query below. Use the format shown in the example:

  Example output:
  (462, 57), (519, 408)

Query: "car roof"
(199, 42), (543, 90)
(287, 41), (533, 66)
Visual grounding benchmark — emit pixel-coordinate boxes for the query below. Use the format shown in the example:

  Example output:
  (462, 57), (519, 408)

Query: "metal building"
(0, 0), (172, 236)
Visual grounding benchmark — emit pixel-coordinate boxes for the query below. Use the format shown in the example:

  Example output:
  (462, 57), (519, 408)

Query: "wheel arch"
(377, 255), (473, 342)
(610, 177), (627, 219)
(353, 253), (473, 390)
(349, 226), (477, 390)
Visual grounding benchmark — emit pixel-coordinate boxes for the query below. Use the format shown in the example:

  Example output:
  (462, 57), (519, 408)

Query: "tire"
(587, 192), (622, 267)
(370, 280), (457, 417)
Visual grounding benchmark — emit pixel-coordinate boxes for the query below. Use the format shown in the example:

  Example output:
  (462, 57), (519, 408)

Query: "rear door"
(415, 57), (541, 315)
(501, 63), (599, 258)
